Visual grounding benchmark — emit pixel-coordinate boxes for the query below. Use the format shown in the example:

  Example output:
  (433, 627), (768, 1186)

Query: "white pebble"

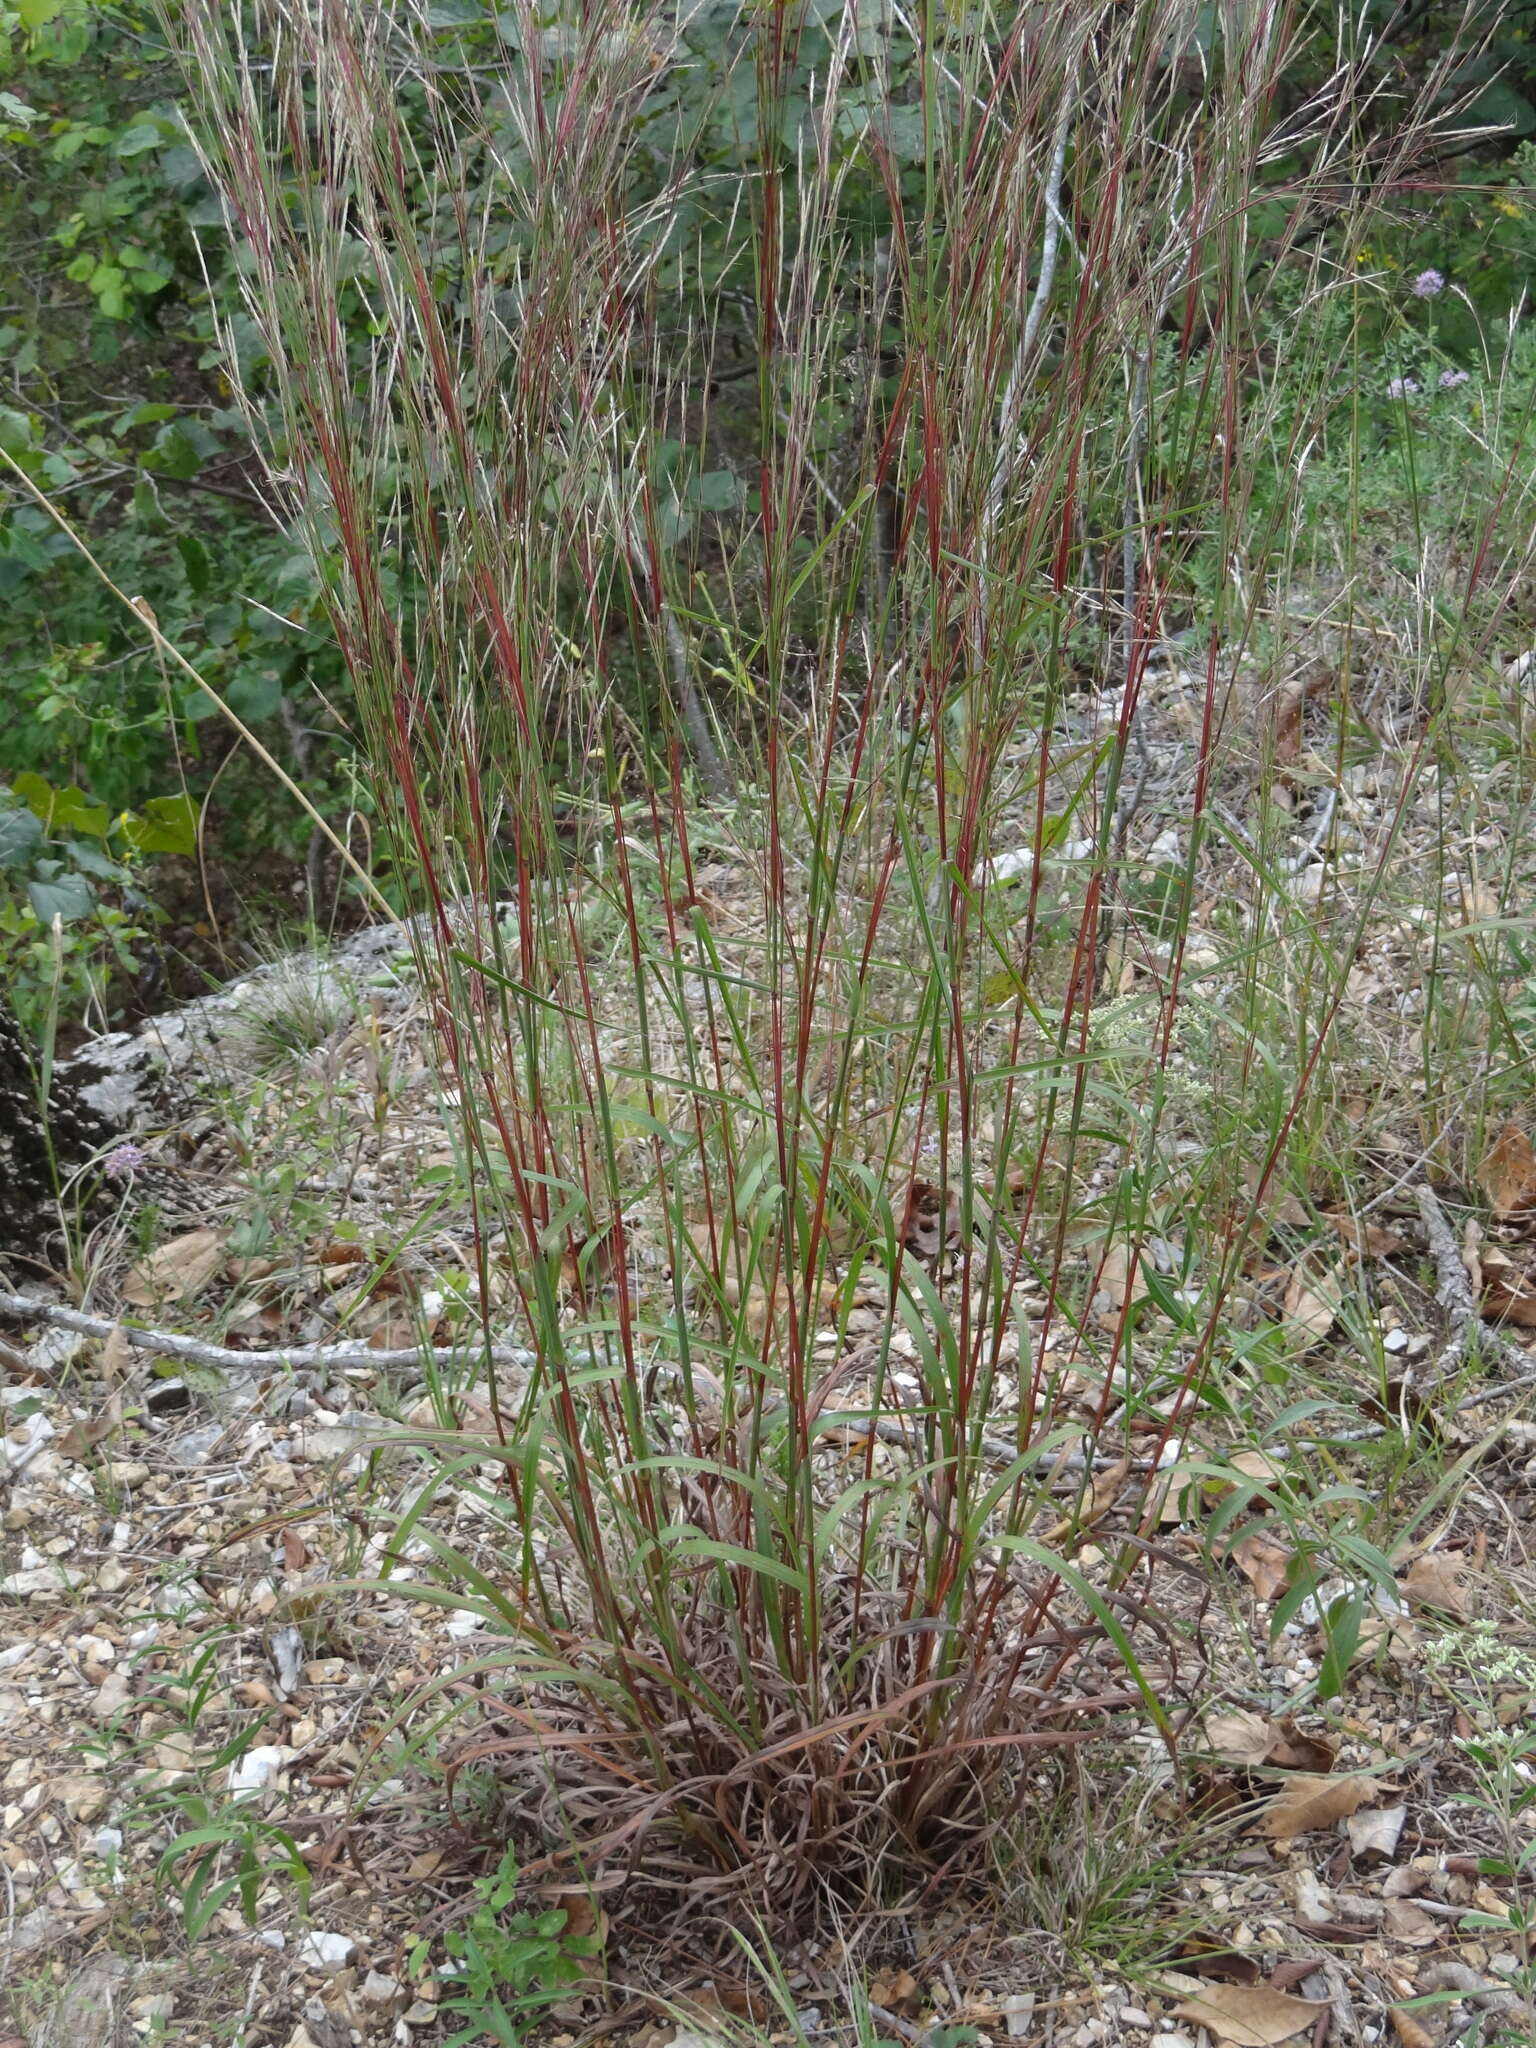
(296, 1930), (355, 1972)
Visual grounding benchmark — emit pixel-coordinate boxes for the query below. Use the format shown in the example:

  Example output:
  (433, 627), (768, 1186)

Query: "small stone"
(296, 1929), (356, 1973)
(0, 1563), (88, 1597)
(152, 1730), (199, 1776)
(363, 1971), (402, 2006)
(56, 1774), (108, 1823)
(93, 1672), (132, 1721)
(1383, 1328), (1409, 1354)
(2, 1410), (54, 1473)
(1118, 2010), (1152, 2030)
(227, 1745), (291, 1798)
(1003, 1993), (1035, 2037)
(9, 1904), (69, 1953)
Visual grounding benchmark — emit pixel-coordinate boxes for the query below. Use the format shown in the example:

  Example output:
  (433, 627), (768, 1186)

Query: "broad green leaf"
(64, 841), (130, 882)
(114, 124), (166, 157)
(177, 531), (211, 593)
(119, 792), (198, 856)
(0, 802), (43, 867)
(687, 469), (742, 512)
(13, 773), (110, 838)
(1459, 81), (1536, 137)
(28, 871), (94, 923)
(226, 667), (283, 720)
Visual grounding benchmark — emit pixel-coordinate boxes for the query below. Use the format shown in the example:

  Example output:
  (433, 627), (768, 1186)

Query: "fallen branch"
(0, 1289), (1152, 1475)
(0, 1290), (536, 1377)
(1415, 1184), (1529, 1386)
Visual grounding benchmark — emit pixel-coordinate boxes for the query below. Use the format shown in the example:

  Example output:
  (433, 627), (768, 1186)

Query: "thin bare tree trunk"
(0, 1000), (116, 1262)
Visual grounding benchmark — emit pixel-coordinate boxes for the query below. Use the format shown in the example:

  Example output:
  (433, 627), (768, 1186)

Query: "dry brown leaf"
(1472, 1881), (1513, 1923)
(1281, 1259), (1343, 1345)
(1480, 1122), (1536, 1220)
(1388, 2009), (1437, 2048)
(1325, 1211), (1406, 1260)
(1381, 1899), (1438, 1947)
(869, 1970), (921, 2017)
(674, 1983), (772, 2026)
(1268, 1961), (1323, 1994)
(57, 1396), (123, 1460)
(122, 1227), (227, 1306)
(367, 1315), (419, 1351)
(1174, 1943), (1261, 1986)
(1230, 1448), (1285, 1485)
(1480, 1249), (1536, 1328)
(1352, 1611), (1420, 1668)
(1092, 1242), (1134, 1332)
(227, 1254), (278, 1283)
(1169, 1981), (1328, 2046)
(1462, 1218), (1483, 1296)
(1232, 1535), (1292, 1603)
(98, 1325), (137, 1385)
(1265, 1718), (1337, 1773)
(539, 1886), (605, 1946)
(1258, 1772), (1375, 1839)
(718, 1271), (840, 1341)
(1402, 1551), (1475, 1621)
(1272, 669), (1334, 771)
(1347, 1801), (1406, 1861)
(900, 1181), (962, 1266)
(1204, 1707), (1278, 1767)
(1201, 1710), (1333, 1774)
(316, 1239), (367, 1267)
(1045, 1457), (1131, 1546)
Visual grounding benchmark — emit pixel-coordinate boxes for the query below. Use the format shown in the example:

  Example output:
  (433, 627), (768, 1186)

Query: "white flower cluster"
(1424, 1617), (1536, 1692)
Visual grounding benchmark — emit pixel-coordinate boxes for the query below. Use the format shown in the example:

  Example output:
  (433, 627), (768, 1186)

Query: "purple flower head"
(104, 1142), (146, 1181)
(1386, 376), (1421, 400)
(1438, 368), (1470, 390)
(1412, 269), (1445, 299)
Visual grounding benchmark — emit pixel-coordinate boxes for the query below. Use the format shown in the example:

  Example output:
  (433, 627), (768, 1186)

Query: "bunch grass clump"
(164, 0), (1525, 1932)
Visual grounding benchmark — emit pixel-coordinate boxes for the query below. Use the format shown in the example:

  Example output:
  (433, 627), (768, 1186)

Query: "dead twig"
(1415, 1184), (1529, 1387)
(0, 1290), (535, 1377)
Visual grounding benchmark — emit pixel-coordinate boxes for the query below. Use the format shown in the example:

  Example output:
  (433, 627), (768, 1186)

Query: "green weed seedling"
(155, 1792), (313, 1940)
(1406, 1624), (1536, 2047)
(409, 1847), (598, 2048)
